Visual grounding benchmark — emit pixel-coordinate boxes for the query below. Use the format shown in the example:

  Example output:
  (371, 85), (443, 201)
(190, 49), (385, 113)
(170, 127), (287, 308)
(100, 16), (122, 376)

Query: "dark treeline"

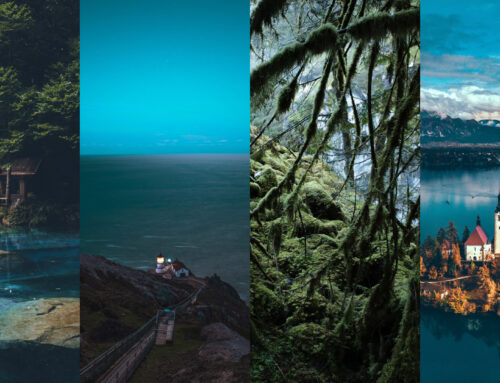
(0, 0), (79, 226)
(250, 0), (419, 382)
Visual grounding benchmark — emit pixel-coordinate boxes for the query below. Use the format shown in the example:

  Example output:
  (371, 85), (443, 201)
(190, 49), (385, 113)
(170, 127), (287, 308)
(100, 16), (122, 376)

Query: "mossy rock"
(302, 181), (345, 221)
(287, 322), (326, 355)
(294, 213), (343, 237)
(266, 155), (288, 174)
(251, 283), (285, 324)
(255, 165), (278, 195)
(250, 159), (263, 175)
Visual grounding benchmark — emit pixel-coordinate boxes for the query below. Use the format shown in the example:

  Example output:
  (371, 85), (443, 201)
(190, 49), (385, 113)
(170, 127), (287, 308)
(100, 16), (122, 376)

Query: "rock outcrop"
(80, 253), (250, 381)
(0, 297), (79, 348)
(198, 322), (250, 363)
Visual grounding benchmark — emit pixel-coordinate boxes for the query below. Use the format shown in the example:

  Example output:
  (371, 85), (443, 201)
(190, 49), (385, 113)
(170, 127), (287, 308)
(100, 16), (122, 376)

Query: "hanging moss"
(277, 75), (299, 114)
(252, 185), (280, 217)
(251, 24), (338, 98)
(267, 218), (283, 256)
(251, 2), (420, 381)
(250, 0), (288, 36)
(347, 9), (419, 41)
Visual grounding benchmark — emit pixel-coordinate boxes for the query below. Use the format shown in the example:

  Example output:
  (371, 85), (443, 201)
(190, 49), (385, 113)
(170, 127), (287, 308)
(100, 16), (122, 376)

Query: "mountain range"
(421, 110), (500, 145)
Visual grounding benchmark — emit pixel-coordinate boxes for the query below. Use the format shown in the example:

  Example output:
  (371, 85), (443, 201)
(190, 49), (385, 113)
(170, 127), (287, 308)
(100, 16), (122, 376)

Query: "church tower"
(495, 193), (500, 257)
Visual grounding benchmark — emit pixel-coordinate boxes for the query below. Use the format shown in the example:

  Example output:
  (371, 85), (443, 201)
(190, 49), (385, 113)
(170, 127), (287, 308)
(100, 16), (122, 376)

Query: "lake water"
(421, 308), (500, 382)
(420, 167), (500, 381)
(0, 229), (79, 383)
(421, 167), (500, 240)
(80, 154), (249, 300)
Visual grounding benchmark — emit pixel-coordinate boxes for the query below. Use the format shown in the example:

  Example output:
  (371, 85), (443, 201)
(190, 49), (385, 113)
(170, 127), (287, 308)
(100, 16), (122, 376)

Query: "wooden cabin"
(0, 158), (42, 206)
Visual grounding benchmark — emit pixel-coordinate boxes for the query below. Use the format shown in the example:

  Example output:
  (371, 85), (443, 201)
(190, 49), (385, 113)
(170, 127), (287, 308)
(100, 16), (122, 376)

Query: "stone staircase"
(155, 312), (175, 345)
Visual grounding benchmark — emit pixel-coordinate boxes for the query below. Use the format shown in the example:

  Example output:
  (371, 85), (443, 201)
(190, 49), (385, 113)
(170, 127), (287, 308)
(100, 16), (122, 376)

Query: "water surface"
(421, 308), (500, 382)
(421, 167), (500, 239)
(80, 154), (249, 300)
(420, 167), (500, 381)
(0, 229), (79, 383)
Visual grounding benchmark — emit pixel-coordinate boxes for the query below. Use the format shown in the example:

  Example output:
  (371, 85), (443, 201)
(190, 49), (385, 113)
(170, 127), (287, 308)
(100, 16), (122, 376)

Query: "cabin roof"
(465, 225), (489, 246)
(0, 158), (42, 176)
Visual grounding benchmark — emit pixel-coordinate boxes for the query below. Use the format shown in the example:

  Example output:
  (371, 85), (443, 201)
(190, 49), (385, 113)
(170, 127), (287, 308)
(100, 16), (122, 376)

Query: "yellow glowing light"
(157, 255), (165, 264)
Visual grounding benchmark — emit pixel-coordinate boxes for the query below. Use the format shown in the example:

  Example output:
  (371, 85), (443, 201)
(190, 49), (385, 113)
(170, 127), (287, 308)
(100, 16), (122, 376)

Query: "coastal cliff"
(80, 254), (249, 382)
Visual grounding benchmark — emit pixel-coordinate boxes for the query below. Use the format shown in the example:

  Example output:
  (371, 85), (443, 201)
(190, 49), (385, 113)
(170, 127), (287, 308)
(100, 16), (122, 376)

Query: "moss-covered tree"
(250, 0), (420, 381)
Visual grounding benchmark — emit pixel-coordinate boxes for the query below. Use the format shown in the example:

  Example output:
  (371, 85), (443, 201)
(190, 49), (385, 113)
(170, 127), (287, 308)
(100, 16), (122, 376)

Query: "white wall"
(466, 244), (492, 261)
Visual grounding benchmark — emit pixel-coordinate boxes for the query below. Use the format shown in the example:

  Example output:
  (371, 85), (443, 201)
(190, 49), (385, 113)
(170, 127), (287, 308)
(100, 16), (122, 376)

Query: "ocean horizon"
(80, 153), (250, 301)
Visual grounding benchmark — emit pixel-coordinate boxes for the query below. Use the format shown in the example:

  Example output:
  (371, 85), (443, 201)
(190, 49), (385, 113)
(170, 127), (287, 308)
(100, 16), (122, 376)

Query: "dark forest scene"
(0, 1), (80, 382)
(0, 0), (79, 229)
(250, 0), (420, 381)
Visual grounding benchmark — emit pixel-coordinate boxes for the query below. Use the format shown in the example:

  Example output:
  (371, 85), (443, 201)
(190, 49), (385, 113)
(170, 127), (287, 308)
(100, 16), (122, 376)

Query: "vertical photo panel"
(420, 1), (500, 382)
(79, 1), (250, 382)
(250, 1), (420, 382)
(0, 0), (80, 382)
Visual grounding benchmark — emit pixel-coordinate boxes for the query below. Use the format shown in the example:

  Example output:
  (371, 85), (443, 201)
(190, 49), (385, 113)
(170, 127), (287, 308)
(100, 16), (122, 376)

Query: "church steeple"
(496, 192), (500, 213)
(477, 215), (481, 227)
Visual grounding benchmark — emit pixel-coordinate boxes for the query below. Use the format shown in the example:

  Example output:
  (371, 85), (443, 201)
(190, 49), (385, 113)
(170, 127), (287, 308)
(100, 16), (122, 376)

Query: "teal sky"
(81, 0), (249, 154)
(421, 0), (500, 120)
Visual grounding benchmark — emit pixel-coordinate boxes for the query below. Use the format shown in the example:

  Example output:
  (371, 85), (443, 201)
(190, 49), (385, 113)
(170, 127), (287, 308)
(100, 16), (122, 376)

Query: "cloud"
(180, 135), (209, 141)
(422, 53), (500, 84)
(421, 85), (500, 120)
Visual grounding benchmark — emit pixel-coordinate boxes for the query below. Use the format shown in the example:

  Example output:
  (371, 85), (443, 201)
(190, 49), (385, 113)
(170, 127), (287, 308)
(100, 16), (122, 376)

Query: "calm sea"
(80, 154), (249, 300)
(0, 229), (79, 383)
(420, 167), (500, 381)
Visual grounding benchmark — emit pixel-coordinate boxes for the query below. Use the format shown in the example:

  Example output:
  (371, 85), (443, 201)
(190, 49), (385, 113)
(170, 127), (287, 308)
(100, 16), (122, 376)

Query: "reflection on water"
(421, 167), (500, 382)
(0, 228), (79, 382)
(421, 167), (500, 240)
(421, 307), (500, 382)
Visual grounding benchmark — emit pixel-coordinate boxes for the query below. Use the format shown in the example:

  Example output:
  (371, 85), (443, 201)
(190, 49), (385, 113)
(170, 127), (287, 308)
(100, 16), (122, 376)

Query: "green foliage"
(288, 323), (326, 354)
(0, 0), (79, 227)
(0, 0), (79, 161)
(0, 2), (33, 33)
(250, 0), (420, 381)
(5, 200), (76, 228)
